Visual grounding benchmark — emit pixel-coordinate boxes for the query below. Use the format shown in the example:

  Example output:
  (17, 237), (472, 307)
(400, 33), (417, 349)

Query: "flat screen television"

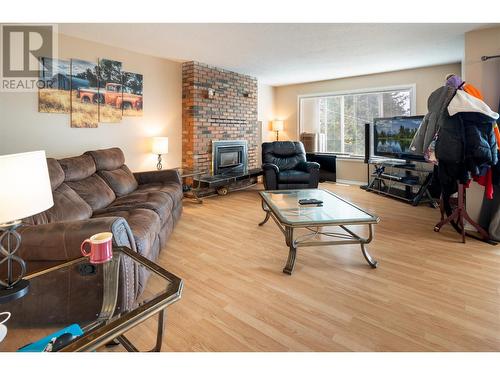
(373, 116), (425, 161)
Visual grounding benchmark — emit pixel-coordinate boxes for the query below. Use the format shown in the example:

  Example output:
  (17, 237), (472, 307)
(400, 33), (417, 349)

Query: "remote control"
(298, 199), (323, 205)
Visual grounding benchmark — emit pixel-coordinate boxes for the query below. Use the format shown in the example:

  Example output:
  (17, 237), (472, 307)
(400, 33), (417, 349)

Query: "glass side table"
(176, 168), (206, 203)
(0, 246), (183, 352)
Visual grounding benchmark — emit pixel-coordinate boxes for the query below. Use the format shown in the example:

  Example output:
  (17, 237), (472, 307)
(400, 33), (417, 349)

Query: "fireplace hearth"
(212, 140), (248, 176)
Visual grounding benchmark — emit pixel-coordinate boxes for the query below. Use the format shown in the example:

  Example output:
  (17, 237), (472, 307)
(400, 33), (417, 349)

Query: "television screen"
(373, 116), (424, 160)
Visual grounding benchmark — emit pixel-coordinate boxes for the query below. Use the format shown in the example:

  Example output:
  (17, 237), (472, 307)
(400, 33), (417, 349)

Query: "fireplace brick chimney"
(182, 61), (258, 173)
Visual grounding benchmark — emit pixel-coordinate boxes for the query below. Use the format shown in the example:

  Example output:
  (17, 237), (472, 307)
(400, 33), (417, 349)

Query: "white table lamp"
(272, 120), (284, 141)
(152, 137), (169, 170)
(0, 151), (54, 303)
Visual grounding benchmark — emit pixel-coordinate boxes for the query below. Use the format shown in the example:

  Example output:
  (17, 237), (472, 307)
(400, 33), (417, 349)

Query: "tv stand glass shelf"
(365, 159), (437, 207)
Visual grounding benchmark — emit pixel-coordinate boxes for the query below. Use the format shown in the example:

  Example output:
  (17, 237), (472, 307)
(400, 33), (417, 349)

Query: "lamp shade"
(0, 151), (54, 224)
(152, 137), (169, 155)
(272, 120), (284, 132)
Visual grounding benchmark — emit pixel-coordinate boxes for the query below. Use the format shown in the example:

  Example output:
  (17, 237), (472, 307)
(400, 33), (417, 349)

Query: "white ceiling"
(59, 23), (487, 86)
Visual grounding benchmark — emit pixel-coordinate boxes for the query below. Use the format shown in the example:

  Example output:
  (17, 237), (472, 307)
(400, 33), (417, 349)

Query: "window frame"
(297, 84), (417, 158)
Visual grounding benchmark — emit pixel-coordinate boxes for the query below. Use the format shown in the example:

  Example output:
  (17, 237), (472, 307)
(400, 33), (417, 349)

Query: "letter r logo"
(2, 25), (53, 77)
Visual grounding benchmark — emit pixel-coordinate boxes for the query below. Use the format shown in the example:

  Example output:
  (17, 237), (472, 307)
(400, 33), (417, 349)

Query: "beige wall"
(258, 83), (276, 143)
(463, 26), (500, 220)
(273, 63), (461, 182)
(257, 82), (276, 164)
(0, 33), (182, 172)
(0, 33), (277, 172)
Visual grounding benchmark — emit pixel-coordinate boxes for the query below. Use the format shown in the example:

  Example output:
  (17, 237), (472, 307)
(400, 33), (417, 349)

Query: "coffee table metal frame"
(259, 189), (380, 275)
(21, 246), (183, 352)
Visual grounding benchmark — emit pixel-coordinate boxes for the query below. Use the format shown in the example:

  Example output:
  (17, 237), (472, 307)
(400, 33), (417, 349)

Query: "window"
(299, 87), (414, 156)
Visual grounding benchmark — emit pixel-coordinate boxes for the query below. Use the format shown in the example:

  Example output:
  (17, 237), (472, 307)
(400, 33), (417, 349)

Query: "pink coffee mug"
(81, 232), (113, 264)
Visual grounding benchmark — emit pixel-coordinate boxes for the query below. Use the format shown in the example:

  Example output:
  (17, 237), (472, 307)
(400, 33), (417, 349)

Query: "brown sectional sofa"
(18, 147), (183, 307)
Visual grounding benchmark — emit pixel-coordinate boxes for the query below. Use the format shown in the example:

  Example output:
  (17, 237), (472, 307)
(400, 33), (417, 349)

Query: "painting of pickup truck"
(37, 56), (144, 128)
(70, 59), (99, 128)
(78, 82), (143, 120)
(98, 59), (122, 122)
(38, 57), (71, 113)
(122, 71), (143, 117)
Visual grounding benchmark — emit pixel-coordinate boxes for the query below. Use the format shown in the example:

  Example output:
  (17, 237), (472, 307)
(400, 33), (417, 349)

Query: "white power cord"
(0, 312), (11, 343)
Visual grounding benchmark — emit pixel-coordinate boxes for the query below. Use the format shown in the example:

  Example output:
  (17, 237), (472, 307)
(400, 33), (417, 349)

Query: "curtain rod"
(481, 54), (500, 61)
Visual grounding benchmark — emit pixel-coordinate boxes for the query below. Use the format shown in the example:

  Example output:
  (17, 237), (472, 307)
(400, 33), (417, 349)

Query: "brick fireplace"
(182, 61), (258, 174)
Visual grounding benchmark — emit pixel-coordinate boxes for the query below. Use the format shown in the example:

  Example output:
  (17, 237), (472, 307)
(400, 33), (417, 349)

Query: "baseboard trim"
(334, 179), (365, 186)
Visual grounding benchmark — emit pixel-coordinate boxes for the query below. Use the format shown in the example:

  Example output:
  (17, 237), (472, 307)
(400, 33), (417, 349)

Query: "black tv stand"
(365, 159), (437, 207)
(395, 162), (416, 169)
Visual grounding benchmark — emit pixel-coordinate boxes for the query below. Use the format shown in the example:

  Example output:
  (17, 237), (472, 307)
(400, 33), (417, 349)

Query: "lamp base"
(156, 154), (163, 170)
(0, 279), (29, 304)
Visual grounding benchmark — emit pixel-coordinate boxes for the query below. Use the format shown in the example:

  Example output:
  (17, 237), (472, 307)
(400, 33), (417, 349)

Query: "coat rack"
(434, 183), (490, 243)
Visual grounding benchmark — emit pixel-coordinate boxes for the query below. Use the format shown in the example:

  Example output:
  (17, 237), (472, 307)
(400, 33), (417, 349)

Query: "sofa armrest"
(133, 169), (181, 186)
(18, 217), (136, 262)
(296, 161), (320, 173)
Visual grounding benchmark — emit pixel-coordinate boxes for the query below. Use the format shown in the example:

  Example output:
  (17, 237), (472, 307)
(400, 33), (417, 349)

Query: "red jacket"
(462, 82), (497, 199)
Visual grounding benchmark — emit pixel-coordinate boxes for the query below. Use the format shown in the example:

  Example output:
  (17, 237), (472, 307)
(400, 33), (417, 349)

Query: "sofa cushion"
(137, 182), (183, 207)
(47, 158), (65, 191)
(93, 208), (160, 261)
(86, 148), (125, 171)
(66, 174), (116, 211)
(58, 154), (96, 181)
(95, 190), (173, 225)
(98, 165), (138, 197)
(278, 170), (310, 184)
(24, 183), (93, 225)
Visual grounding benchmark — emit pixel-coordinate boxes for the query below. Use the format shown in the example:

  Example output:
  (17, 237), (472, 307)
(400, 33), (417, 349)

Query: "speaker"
(364, 123), (371, 164)
(360, 123), (371, 190)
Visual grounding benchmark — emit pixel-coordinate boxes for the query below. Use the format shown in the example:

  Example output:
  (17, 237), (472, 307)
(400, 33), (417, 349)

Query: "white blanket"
(448, 90), (499, 120)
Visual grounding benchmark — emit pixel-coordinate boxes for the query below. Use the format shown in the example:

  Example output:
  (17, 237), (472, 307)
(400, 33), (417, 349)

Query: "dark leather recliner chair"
(262, 141), (320, 190)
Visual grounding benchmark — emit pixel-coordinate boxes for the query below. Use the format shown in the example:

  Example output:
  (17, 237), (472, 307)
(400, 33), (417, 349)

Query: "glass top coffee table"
(259, 189), (380, 274)
(0, 246), (183, 352)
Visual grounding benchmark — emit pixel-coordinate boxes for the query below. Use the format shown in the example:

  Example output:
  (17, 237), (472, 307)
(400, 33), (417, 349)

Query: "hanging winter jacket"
(436, 90), (499, 204)
(447, 90), (499, 173)
(409, 86), (457, 156)
(461, 112), (498, 175)
(434, 90), (498, 166)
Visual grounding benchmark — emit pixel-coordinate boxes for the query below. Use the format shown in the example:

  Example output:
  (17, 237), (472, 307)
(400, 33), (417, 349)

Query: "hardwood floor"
(121, 182), (500, 351)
